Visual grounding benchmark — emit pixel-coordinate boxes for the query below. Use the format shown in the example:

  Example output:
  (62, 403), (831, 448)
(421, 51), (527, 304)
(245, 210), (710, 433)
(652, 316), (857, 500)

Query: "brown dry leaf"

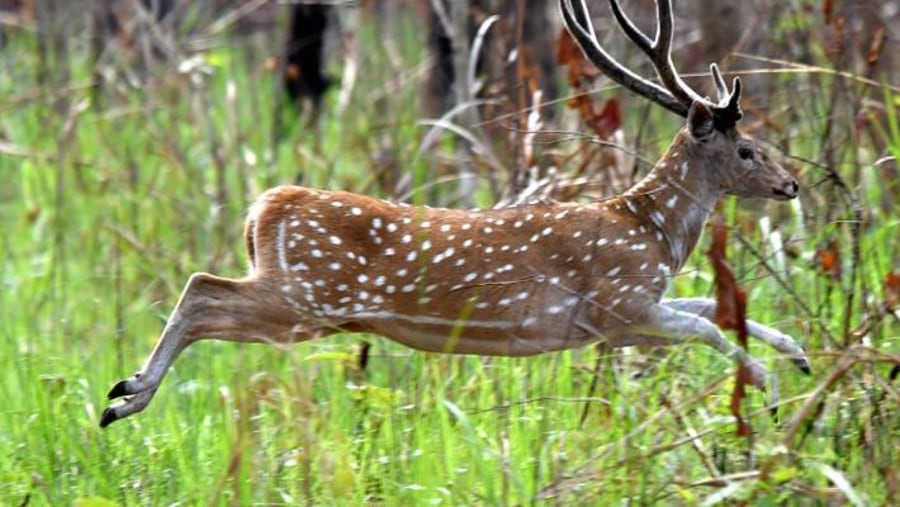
(707, 219), (752, 436)
(866, 26), (886, 67)
(816, 239), (842, 281)
(823, 0), (835, 25)
(885, 271), (900, 309)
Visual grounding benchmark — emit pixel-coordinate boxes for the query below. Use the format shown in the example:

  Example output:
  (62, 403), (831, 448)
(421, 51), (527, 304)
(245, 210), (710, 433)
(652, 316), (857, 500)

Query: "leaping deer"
(101, 0), (809, 427)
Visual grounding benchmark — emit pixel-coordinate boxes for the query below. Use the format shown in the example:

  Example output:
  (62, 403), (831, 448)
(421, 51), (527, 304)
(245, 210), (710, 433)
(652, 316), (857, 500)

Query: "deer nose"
(786, 180), (799, 197)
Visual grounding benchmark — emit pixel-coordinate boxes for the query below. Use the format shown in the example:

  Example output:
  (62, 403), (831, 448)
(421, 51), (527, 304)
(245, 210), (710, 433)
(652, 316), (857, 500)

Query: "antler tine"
(709, 63), (743, 125)
(710, 63), (730, 104)
(560, 0), (687, 117)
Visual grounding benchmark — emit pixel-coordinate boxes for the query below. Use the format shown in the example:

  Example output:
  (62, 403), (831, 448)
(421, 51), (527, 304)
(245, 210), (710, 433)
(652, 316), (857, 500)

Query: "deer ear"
(687, 101), (715, 141)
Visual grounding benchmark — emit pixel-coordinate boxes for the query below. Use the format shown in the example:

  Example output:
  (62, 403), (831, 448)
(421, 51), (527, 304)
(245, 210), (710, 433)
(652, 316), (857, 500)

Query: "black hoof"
(99, 407), (118, 428)
(793, 358), (812, 375)
(107, 380), (131, 400)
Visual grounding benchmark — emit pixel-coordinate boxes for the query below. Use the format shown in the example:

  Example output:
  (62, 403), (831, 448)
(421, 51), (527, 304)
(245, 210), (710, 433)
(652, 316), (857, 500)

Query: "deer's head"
(685, 100), (799, 201)
(560, 0), (799, 202)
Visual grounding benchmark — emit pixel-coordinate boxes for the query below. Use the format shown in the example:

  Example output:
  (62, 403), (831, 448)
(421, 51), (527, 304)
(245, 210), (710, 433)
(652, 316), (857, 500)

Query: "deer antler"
(560, 0), (743, 126)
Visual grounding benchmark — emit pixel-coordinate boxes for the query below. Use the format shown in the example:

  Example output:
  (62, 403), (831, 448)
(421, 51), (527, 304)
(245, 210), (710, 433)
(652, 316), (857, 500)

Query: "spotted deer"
(100, 0), (809, 427)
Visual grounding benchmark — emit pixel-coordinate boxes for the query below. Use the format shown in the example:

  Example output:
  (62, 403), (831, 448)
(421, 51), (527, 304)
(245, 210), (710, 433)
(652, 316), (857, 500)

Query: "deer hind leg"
(614, 303), (780, 408)
(660, 298), (810, 374)
(101, 272), (334, 427)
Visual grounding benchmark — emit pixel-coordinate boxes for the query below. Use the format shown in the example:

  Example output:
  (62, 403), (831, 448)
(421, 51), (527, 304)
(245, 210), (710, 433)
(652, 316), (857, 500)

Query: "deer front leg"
(620, 303), (779, 408)
(101, 273), (327, 427)
(661, 298), (811, 374)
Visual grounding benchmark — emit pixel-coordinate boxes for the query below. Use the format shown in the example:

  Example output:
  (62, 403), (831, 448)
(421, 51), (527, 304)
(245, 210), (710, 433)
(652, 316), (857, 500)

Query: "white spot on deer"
(555, 210), (569, 220)
(401, 284), (416, 293)
(461, 223), (472, 230)
(640, 262), (649, 271)
(573, 231), (582, 239)
(420, 221), (431, 228)
(484, 246), (494, 254)
(614, 238), (626, 245)
(418, 297), (431, 305)
(440, 224), (452, 232)
(401, 234), (412, 244)
(522, 316), (537, 327)
(611, 297), (622, 307)
(328, 262), (341, 271)
(463, 239), (474, 248)
(311, 249), (323, 258)
(582, 254), (593, 262)
(606, 266), (621, 277)
(619, 285), (631, 293)
(496, 219), (506, 225)
(501, 245), (510, 252)
(525, 213), (534, 221)
(542, 226), (553, 236)
(385, 285), (396, 294)
(463, 272), (478, 282)
(425, 284), (438, 293)
(455, 258), (466, 267)
(357, 274), (369, 283)
(372, 295), (384, 305)
(337, 283), (348, 291)
(498, 298), (512, 306)
(359, 291), (370, 301)
(513, 220), (524, 228)
(280, 284), (291, 294)
(372, 217), (382, 229)
(547, 305), (564, 315)
(680, 161), (689, 179)
(331, 201), (343, 207)
(631, 243), (647, 251)
(387, 223), (398, 232)
(402, 217), (412, 224)
(549, 276), (560, 285)
(628, 229), (636, 236)
(567, 269), (577, 278)
(329, 235), (342, 245)
(474, 302), (490, 310)
(289, 219), (300, 227)
(374, 275), (386, 286)
(597, 238), (609, 246)
(385, 247), (396, 256)
(421, 240), (432, 251)
(516, 291), (529, 300)
(277, 221), (288, 272)
(397, 268), (408, 277)
(350, 207), (362, 216)
(484, 226), (494, 234)
(339, 296), (353, 304)
(358, 256), (368, 266)
(291, 262), (309, 272)
(406, 251), (417, 262)
(666, 195), (679, 209)
(300, 281), (313, 290)
(483, 272), (496, 280)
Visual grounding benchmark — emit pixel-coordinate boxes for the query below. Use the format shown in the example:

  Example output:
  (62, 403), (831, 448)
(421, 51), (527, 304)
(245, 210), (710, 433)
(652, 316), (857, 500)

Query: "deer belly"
(365, 313), (593, 357)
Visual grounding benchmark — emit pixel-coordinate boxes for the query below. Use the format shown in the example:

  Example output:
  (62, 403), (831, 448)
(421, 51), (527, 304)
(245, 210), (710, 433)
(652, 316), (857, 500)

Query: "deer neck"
(619, 130), (723, 272)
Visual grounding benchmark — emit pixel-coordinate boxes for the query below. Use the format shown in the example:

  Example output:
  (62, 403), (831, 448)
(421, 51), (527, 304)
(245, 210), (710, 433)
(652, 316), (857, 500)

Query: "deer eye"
(738, 147), (754, 160)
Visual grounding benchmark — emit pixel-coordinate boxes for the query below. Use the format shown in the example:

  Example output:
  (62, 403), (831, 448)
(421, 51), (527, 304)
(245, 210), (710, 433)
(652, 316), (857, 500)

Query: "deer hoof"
(793, 356), (812, 375)
(107, 379), (132, 399)
(99, 406), (120, 428)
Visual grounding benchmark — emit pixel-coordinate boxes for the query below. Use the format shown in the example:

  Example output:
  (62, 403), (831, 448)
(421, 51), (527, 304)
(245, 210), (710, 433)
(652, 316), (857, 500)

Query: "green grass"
(1, 9), (898, 506)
